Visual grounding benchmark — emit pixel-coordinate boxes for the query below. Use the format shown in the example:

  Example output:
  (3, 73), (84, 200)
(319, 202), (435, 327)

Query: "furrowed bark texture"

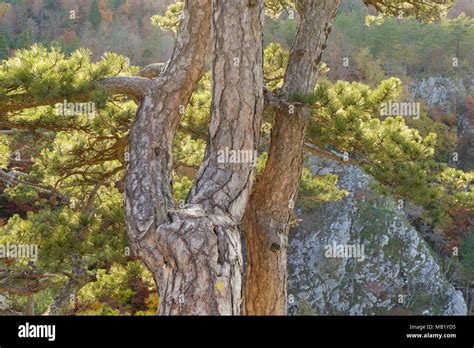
(124, 0), (212, 314)
(243, 0), (342, 315)
(125, 0), (264, 315)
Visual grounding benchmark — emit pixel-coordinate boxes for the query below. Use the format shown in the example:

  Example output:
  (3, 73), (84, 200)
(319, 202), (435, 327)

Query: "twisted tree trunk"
(243, 0), (342, 315)
(125, 0), (264, 315)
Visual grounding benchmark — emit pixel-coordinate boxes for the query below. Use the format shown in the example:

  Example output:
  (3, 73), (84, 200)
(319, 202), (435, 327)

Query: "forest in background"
(1, 0), (474, 75)
(0, 0), (473, 315)
(2, 0), (474, 133)
(0, 0), (175, 64)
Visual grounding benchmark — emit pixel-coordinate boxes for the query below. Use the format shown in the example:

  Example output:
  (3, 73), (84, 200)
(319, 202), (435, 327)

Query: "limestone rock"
(288, 156), (467, 315)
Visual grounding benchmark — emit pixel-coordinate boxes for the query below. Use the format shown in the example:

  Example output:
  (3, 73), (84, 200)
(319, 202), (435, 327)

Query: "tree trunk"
(125, 0), (264, 315)
(44, 279), (84, 315)
(44, 255), (92, 315)
(243, 0), (342, 315)
(26, 295), (35, 316)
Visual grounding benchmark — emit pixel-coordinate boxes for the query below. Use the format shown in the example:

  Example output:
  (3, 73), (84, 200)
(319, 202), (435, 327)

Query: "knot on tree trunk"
(135, 207), (243, 315)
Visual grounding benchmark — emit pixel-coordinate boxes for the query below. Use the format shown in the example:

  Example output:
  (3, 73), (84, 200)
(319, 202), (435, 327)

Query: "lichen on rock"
(288, 156), (467, 315)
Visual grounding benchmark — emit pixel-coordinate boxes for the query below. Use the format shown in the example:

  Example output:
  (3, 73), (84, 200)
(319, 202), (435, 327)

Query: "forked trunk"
(125, 0), (264, 315)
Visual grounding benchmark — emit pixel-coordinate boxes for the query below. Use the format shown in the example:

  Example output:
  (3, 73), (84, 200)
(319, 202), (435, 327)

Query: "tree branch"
(304, 142), (362, 165)
(99, 76), (152, 99)
(136, 63), (166, 79)
(0, 76), (152, 114)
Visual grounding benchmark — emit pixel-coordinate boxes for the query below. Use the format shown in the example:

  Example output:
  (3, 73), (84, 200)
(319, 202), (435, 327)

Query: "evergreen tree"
(107, 0), (126, 11)
(44, 0), (60, 11)
(0, 0), (472, 316)
(16, 29), (32, 49)
(0, 34), (8, 60)
(88, 0), (102, 30)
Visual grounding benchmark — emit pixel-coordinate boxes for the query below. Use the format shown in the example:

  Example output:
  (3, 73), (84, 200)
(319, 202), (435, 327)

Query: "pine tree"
(1, 0), (471, 316)
(0, 34), (8, 60)
(16, 29), (32, 49)
(88, 0), (102, 29)
(107, 0), (126, 11)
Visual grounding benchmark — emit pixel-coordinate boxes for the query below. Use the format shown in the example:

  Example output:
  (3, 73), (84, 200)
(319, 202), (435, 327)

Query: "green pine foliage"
(364, 0), (454, 24)
(77, 260), (157, 315)
(264, 0), (294, 18)
(0, 135), (8, 167)
(460, 232), (474, 284)
(264, 2), (474, 78)
(151, 1), (184, 33)
(0, 44), (136, 109)
(304, 76), (473, 226)
(299, 168), (349, 208)
(0, 0), (472, 315)
(16, 29), (33, 50)
(264, 43), (289, 90)
(0, 34), (8, 60)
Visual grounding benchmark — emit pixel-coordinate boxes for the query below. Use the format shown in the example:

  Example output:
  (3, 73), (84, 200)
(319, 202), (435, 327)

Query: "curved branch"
(0, 76), (152, 115)
(304, 143), (362, 165)
(99, 76), (152, 99)
(0, 285), (36, 296)
(0, 93), (92, 114)
(136, 63), (166, 79)
(124, 0), (212, 257)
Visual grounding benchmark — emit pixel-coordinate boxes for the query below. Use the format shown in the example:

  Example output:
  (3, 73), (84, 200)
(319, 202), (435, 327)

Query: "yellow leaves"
(368, 78), (402, 106)
(90, 302), (102, 311)
(145, 292), (159, 309)
(73, 261), (158, 315)
(422, 132), (437, 148)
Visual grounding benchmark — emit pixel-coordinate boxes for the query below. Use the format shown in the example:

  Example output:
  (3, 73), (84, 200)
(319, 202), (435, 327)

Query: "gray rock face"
(0, 294), (8, 310)
(288, 156), (467, 315)
(410, 76), (474, 113)
(411, 76), (474, 170)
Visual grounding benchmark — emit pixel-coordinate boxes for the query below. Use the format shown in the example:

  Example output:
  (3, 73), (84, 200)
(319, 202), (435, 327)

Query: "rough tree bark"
(243, 0), (342, 315)
(125, 0), (264, 315)
(1, 0), (265, 316)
